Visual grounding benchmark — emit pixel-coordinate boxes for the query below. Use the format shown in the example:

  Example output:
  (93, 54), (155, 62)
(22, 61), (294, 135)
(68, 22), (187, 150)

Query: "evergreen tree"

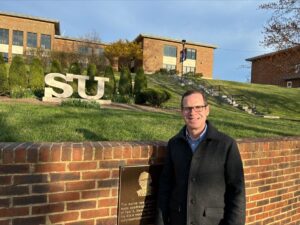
(68, 62), (82, 97)
(87, 63), (97, 77)
(29, 57), (44, 91)
(50, 59), (62, 73)
(134, 67), (147, 94)
(104, 66), (116, 98)
(0, 54), (9, 95)
(86, 63), (97, 96)
(118, 67), (132, 96)
(9, 55), (28, 90)
(69, 62), (82, 74)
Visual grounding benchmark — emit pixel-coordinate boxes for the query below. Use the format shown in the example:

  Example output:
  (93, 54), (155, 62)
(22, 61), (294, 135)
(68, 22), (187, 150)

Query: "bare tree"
(81, 30), (102, 43)
(256, 0), (300, 86)
(260, 0), (300, 50)
(79, 31), (108, 71)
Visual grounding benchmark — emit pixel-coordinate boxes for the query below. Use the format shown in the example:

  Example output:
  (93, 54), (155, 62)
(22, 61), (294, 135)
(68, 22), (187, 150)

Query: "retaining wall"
(0, 137), (299, 225)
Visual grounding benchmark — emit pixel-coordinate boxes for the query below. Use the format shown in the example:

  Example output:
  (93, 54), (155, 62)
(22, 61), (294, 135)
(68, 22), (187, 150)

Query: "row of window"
(0, 28), (104, 57)
(163, 45), (197, 60)
(0, 28), (51, 49)
(163, 63), (196, 73)
(78, 46), (104, 56)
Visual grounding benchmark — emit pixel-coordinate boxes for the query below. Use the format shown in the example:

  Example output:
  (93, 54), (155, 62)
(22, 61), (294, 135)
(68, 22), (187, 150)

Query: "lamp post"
(181, 39), (186, 77)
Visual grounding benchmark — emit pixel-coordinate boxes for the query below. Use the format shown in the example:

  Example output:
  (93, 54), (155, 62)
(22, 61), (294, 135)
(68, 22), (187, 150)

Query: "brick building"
(135, 34), (217, 78)
(246, 45), (300, 88)
(0, 12), (106, 62)
(0, 11), (216, 79)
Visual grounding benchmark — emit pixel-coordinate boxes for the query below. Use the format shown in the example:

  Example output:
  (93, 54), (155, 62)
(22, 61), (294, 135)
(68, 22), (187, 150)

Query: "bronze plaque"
(117, 164), (163, 225)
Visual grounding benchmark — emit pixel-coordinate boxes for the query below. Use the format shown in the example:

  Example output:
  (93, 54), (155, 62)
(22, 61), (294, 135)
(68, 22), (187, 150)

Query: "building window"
(186, 49), (196, 60)
(0, 29), (9, 45)
(94, 47), (104, 56)
(164, 45), (177, 57)
(0, 52), (8, 62)
(163, 64), (176, 71)
(13, 30), (23, 46)
(41, 34), (51, 49)
(295, 64), (300, 74)
(78, 46), (92, 55)
(27, 32), (37, 48)
(183, 66), (196, 74)
(287, 81), (292, 88)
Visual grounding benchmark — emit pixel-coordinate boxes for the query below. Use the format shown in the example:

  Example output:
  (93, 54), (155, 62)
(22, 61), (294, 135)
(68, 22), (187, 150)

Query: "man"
(156, 90), (245, 225)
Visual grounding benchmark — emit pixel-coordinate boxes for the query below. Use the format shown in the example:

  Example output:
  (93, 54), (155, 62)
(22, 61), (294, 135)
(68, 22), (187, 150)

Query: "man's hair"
(181, 90), (208, 109)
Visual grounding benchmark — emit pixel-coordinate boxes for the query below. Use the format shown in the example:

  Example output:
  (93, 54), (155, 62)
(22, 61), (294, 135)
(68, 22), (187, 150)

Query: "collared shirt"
(186, 123), (208, 153)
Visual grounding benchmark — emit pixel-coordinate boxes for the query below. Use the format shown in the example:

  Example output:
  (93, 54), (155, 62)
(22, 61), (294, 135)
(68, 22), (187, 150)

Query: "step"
(263, 115), (280, 119)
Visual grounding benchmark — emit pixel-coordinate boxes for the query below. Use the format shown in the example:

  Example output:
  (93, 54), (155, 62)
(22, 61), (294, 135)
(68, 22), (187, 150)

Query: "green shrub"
(159, 68), (168, 75)
(87, 63), (97, 77)
(118, 67), (132, 96)
(135, 88), (171, 107)
(9, 55), (28, 90)
(0, 54), (9, 95)
(0, 53), (5, 64)
(134, 67), (147, 94)
(69, 62), (82, 97)
(29, 58), (44, 96)
(10, 86), (35, 99)
(157, 68), (178, 75)
(169, 69), (178, 75)
(50, 59), (62, 73)
(134, 91), (147, 105)
(103, 66), (116, 99)
(112, 94), (133, 104)
(195, 73), (203, 77)
(69, 62), (82, 74)
(61, 99), (101, 109)
(86, 63), (98, 96)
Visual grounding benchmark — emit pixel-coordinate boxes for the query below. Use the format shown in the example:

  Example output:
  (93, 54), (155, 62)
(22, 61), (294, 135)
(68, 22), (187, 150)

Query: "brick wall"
(0, 137), (299, 225)
(250, 47), (300, 88)
(53, 37), (106, 54)
(140, 37), (215, 78)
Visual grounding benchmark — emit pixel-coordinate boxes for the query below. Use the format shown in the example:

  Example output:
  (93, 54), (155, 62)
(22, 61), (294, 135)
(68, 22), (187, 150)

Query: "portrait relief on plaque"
(137, 171), (152, 197)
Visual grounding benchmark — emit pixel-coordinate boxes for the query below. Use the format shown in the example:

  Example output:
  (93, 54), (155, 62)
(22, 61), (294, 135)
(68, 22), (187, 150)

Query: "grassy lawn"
(0, 100), (299, 142)
(201, 78), (300, 119)
(0, 102), (182, 142)
(0, 73), (299, 142)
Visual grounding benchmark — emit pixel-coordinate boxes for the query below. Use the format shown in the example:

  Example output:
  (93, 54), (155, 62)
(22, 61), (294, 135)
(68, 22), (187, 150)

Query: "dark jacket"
(156, 121), (246, 225)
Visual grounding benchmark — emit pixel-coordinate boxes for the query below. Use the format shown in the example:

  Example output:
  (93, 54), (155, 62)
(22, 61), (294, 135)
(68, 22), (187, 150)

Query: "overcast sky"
(1, 0), (274, 82)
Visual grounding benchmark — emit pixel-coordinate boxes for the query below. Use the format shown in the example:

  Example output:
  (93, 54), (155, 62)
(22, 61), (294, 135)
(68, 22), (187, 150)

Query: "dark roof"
(134, 33), (217, 49)
(246, 45), (300, 62)
(0, 11), (60, 35)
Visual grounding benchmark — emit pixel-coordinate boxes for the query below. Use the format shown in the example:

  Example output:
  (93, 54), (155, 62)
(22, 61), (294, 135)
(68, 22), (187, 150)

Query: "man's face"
(181, 93), (209, 131)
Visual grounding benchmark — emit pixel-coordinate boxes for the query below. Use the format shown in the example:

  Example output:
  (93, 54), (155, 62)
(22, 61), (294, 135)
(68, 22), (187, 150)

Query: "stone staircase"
(171, 75), (264, 116)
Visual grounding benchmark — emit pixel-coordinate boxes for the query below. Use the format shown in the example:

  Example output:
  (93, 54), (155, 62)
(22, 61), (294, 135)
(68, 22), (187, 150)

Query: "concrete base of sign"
(42, 97), (111, 105)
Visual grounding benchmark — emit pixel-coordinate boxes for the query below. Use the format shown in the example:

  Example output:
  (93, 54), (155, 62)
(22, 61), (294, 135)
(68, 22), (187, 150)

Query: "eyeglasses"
(182, 105), (207, 113)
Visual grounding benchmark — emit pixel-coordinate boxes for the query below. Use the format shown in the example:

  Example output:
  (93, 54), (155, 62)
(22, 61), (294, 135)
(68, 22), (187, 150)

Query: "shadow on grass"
(0, 112), (18, 141)
(212, 117), (297, 138)
(75, 128), (109, 141)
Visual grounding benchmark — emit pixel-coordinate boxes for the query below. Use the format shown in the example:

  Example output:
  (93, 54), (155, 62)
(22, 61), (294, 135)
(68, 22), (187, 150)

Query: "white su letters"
(43, 73), (109, 102)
